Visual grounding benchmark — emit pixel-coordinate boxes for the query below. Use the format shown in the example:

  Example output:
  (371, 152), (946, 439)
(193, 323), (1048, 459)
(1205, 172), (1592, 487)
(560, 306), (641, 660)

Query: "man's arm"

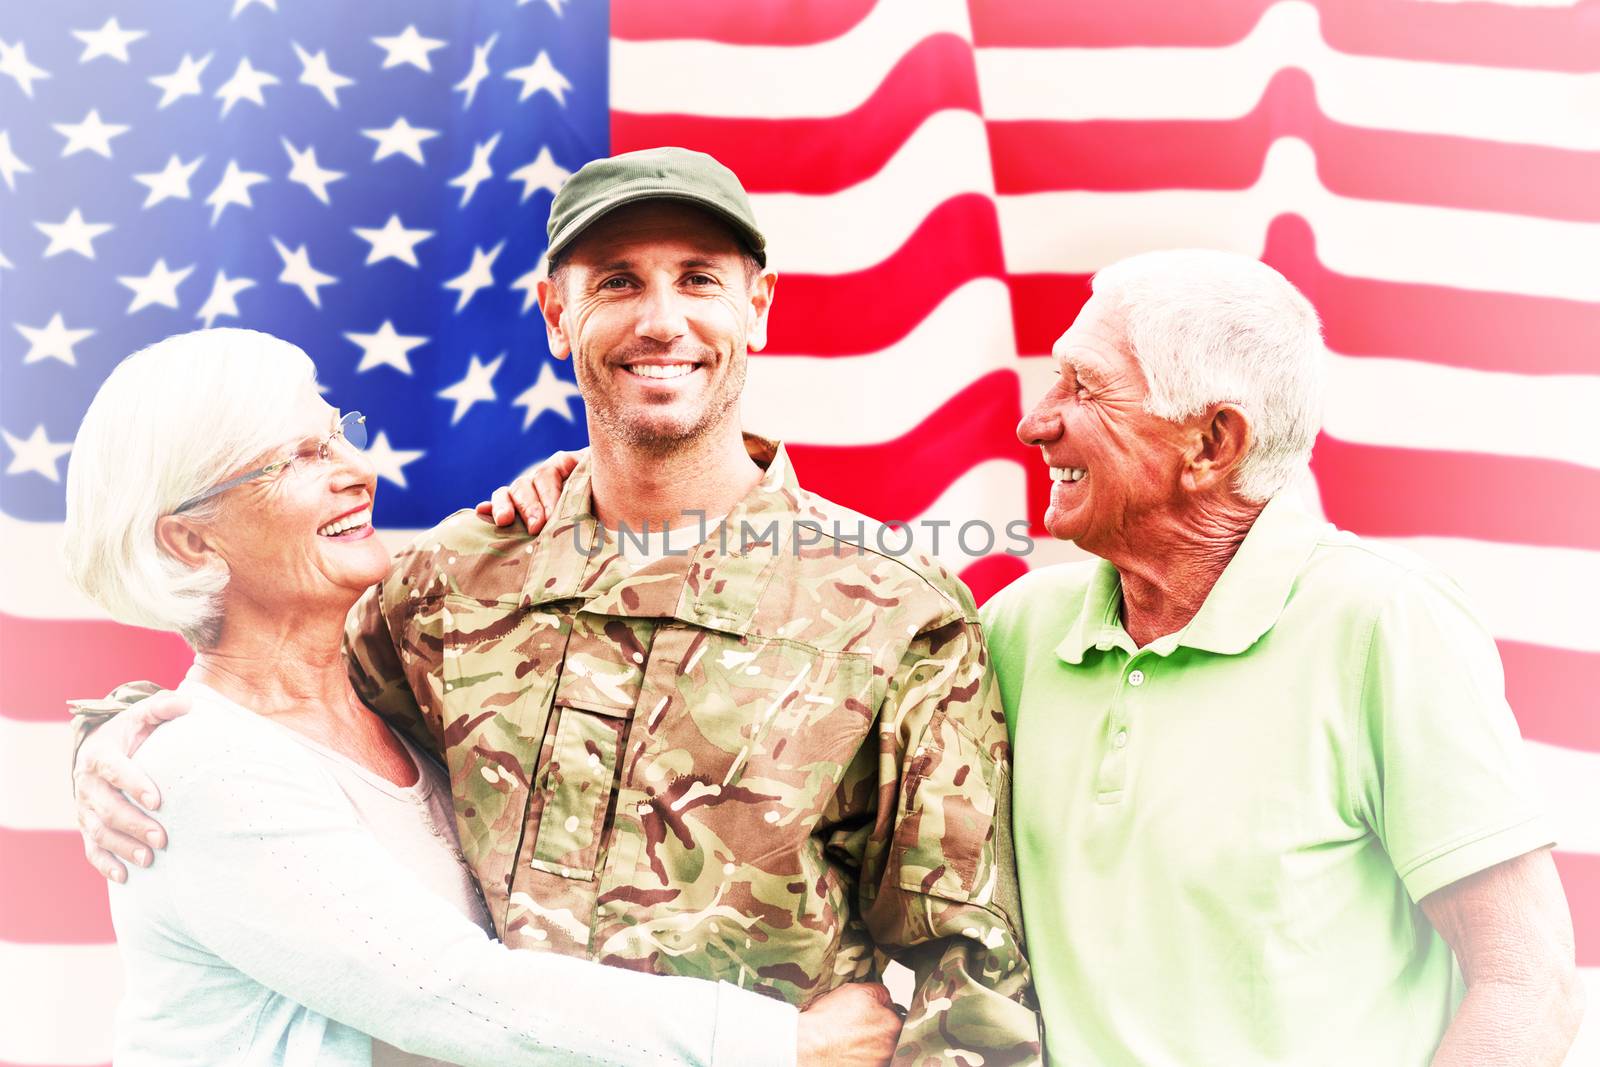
(854, 615), (1042, 1065)
(1423, 848), (1584, 1066)
(70, 684), (190, 882)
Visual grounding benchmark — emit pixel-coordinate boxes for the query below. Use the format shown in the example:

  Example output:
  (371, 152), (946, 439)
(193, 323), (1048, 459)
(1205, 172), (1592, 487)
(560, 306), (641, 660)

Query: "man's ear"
(537, 276), (572, 361)
(745, 270), (778, 353)
(1181, 403), (1252, 494)
(155, 514), (219, 570)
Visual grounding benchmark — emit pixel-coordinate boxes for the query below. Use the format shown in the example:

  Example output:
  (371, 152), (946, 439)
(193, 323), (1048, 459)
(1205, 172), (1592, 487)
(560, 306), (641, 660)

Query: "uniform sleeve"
(130, 740), (797, 1067)
(1356, 570), (1554, 902)
(857, 617), (1042, 1066)
(68, 680), (168, 779)
(344, 552), (440, 757)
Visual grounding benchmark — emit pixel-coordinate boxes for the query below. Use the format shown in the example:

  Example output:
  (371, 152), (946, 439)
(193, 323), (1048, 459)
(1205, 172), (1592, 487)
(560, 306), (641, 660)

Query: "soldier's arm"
(857, 616), (1042, 1065)
(343, 561), (438, 757)
(71, 682), (192, 883)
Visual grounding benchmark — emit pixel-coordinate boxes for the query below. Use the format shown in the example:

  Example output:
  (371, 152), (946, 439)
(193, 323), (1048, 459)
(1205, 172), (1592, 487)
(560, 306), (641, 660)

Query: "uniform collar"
(521, 433), (800, 636)
(1055, 494), (1327, 664)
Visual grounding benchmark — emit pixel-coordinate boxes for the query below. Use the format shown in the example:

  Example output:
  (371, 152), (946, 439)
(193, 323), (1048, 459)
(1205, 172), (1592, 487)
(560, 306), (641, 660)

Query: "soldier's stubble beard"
(576, 342), (749, 459)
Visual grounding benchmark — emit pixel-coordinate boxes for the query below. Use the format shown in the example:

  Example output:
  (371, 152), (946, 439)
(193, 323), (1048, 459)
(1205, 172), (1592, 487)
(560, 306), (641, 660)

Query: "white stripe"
(996, 137), (1600, 300)
(1530, 741), (1600, 855)
(0, 941), (121, 1064)
(0, 719), (76, 831)
(1378, 536), (1600, 654)
(976, 0), (1600, 150)
(753, 109), (995, 274)
(1324, 354), (1600, 472)
(1571, 969), (1600, 1067)
(744, 279), (1017, 444)
(611, 0), (971, 117)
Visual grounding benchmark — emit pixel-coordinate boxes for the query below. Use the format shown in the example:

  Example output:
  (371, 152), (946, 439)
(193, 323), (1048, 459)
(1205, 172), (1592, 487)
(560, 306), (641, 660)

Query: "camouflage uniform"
(79, 436), (1042, 1065)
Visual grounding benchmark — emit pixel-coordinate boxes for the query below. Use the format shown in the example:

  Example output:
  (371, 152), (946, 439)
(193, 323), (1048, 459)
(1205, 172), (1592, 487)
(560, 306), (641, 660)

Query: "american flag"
(1, 1), (1595, 1063)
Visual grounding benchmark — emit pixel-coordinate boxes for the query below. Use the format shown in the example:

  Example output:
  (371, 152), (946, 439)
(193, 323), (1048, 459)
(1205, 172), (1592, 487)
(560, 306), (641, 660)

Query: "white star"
(0, 131), (29, 191)
(373, 25), (446, 73)
(505, 52), (570, 105)
(53, 109), (130, 159)
(443, 242), (503, 312)
(448, 133), (499, 207)
(133, 153), (203, 208)
(361, 116), (438, 165)
(232, 0), (278, 16)
(361, 430), (425, 488)
(196, 270), (255, 328)
(292, 42), (353, 108)
(272, 238), (336, 307)
(509, 265), (543, 314)
(35, 208), (113, 260)
(2, 425), (73, 483)
(345, 320), (428, 375)
(508, 146), (570, 203)
(149, 52), (210, 108)
(73, 17), (146, 64)
(353, 214), (433, 267)
(512, 364), (582, 430)
(215, 57), (278, 117)
(205, 160), (268, 225)
(453, 33), (496, 109)
(437, 353), (505, 424)
(118, 258), (194, 313)
(518, 0), (567, 14)
(0, 38), (50, 98)
(15, 313), (93, 366)
(0, 247), (10, 270)
(282, 138), (344, 205)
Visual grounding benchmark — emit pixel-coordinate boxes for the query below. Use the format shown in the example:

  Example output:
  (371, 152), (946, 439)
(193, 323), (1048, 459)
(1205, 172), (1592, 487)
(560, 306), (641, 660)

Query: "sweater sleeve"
(126, 729), (796, 1067)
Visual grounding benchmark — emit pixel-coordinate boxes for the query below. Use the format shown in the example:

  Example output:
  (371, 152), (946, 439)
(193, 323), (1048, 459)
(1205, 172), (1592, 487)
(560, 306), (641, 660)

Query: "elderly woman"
(61, 329), (898, 1067)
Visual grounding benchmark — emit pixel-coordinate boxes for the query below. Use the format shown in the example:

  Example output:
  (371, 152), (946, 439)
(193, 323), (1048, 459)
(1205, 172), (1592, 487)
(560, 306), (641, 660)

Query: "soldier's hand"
(796, 982), (902, 1067)
(474, 448), (583, 533)
(73, 691), (191, 883)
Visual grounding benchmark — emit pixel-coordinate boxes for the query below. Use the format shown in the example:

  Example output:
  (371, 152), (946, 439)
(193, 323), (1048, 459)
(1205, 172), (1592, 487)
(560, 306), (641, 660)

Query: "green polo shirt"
(982, 496), (1552, 1066)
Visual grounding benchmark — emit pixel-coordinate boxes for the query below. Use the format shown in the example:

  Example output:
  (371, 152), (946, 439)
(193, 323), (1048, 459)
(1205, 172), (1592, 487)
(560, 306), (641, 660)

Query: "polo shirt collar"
(1055, 494), (1326, 663)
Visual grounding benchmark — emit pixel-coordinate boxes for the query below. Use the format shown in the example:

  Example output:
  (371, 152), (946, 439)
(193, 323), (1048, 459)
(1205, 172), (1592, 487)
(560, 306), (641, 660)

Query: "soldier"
(73, 148), (1042, 1065)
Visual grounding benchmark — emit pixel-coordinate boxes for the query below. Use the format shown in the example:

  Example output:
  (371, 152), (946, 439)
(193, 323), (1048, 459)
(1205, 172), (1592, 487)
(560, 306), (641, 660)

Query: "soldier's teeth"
(1048, 467), (1087, 483)
(626, 364), (696, 379)
(317, 508), (372, 537)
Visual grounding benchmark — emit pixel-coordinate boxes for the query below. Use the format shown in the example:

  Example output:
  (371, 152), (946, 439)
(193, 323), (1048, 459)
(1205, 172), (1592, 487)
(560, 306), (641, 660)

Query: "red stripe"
(1556, 851), (1600, 967)
(612, 0), (875, 44)
(958, 553), (1030, 609)
(1310, 435), (1600, 553)
(988, 68), (1600, 222)
(968, 0), (1600, 72)
(0, 828), (113, 943)
(613, 34), (980, 195)
(1006, 216), (1600, 375)
(0, 611), (191, 723)
(762, 194), (1005, 356)
(789, 370), (1043, 522)
(1501, 642), (1600, 754)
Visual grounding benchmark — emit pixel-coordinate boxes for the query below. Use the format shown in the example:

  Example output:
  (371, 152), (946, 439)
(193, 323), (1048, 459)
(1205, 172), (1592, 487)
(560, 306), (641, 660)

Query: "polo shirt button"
(1128, 669), (1146, 687)
(1113, 729), (1128, 749)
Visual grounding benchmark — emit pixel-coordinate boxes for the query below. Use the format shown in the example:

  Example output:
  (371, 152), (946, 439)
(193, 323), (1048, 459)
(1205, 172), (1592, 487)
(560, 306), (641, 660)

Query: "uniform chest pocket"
(527, 698), (629, 880)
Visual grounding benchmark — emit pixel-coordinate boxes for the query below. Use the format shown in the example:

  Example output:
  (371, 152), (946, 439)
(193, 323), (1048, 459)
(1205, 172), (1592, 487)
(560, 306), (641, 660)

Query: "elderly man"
(72, 148), (1041, 1065)
(981, 249), (1583, 1064)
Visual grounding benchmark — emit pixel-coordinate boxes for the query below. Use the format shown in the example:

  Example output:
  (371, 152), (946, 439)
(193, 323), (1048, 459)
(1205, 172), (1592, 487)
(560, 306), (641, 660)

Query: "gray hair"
(62, 329), (318, 648)
(1090, 250), (1326, 502)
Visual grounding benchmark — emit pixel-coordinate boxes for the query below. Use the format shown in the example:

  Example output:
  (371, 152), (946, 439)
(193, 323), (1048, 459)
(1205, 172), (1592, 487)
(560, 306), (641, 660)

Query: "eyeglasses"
(172, 412), (367, 514)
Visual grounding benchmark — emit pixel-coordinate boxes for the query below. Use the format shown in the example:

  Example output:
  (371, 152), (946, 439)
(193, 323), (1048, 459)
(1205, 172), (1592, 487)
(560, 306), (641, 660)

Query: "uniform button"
(1128, 669), (1146, 687)
(1113, 729), (1129, 749)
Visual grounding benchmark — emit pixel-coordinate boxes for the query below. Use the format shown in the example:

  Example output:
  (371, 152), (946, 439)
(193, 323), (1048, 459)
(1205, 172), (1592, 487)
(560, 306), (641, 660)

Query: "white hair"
(62, 329), (318, 648)
(1090, 249), (1326, 502)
